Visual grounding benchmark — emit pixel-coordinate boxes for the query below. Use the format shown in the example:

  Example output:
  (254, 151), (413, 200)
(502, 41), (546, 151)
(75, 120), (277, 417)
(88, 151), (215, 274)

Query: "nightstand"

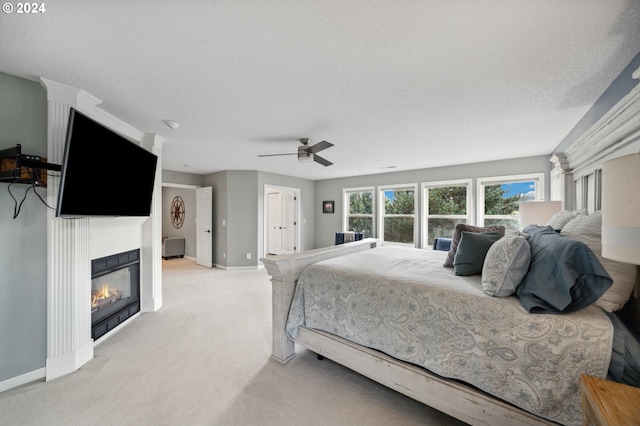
(581, 374), (640, 425)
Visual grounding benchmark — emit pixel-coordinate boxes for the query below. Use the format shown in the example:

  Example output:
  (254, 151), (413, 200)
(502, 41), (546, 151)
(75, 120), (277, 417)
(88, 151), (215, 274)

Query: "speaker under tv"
(56, 108), (158, 218)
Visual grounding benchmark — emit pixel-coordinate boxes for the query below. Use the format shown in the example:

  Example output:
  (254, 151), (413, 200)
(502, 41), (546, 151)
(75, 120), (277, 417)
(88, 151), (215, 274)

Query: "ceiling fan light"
(298, 152), (313, 163)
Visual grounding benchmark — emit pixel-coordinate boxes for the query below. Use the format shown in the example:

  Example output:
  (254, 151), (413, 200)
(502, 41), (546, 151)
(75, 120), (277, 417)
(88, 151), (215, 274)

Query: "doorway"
(265, 185), (300, 255)
(161, 184), (213, 267)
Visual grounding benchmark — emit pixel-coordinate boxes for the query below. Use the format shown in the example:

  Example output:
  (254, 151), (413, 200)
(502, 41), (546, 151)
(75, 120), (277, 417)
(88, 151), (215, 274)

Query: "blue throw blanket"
(517, 225), (612, 314)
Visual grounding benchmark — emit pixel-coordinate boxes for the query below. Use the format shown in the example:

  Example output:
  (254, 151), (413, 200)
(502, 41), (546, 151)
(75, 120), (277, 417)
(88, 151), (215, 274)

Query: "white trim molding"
(550, 80), (640, 212)
(551, 82), (640, 181)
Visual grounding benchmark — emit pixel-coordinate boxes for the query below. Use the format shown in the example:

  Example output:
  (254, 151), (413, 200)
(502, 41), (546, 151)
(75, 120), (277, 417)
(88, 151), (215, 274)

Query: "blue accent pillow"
(433, 237), (452, 251)
(453, 231), (501, 276)
(517, 225), (612, 314)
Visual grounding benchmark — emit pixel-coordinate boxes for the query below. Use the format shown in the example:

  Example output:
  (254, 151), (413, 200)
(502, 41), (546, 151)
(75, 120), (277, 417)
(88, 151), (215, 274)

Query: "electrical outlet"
(223, 252), (226, 259)
(246, 253), (252, 260)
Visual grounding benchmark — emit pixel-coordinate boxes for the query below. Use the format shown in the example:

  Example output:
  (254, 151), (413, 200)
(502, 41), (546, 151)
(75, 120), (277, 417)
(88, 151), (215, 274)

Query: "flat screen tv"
(56, 108), (158, 218)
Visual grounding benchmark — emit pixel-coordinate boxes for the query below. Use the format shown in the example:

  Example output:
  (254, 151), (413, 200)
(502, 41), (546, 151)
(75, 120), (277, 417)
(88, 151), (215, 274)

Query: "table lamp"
(519, 201), (563, 227)
(602, 152), (640, 265)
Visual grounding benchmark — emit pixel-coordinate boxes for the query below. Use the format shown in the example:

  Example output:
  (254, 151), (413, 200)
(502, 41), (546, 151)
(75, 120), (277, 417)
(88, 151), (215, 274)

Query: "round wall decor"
(170, 196), (185, 229)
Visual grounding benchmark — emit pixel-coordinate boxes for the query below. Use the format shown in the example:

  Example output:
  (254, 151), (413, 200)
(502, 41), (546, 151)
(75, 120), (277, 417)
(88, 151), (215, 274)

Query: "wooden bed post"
(262, 259), (297, 363)
(261, 239), (380, 363)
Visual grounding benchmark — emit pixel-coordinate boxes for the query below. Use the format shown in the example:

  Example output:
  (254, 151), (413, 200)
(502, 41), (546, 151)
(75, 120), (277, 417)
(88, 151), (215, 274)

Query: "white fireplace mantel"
(90, 217), (149, 259)
(41, 78), (164, 381)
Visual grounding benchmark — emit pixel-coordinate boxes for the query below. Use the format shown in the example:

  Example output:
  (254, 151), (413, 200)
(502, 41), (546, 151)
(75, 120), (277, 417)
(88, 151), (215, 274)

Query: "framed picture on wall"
(323, 201), (334, 214)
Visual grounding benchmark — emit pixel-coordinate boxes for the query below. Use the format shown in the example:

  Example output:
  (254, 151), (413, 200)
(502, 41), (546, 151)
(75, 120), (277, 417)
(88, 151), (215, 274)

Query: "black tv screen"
(56, 108), (158, 218)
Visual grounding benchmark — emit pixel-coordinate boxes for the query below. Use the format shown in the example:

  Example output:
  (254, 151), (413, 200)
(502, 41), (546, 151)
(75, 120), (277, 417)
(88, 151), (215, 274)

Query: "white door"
(267, 192), (283, 255)
(266, 187), (298, 255)
(281, 191), (296, 254)
(196, 186), (213, 267)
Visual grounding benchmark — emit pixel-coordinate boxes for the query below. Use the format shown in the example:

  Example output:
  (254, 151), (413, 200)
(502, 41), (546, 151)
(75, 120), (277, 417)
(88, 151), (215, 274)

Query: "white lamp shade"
(602, 152), (640, 265)
(519, 201), (562, 227)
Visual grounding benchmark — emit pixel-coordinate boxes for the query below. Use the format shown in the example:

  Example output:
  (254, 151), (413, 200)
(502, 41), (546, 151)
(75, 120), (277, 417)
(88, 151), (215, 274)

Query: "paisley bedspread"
(285, 246), (613, 425)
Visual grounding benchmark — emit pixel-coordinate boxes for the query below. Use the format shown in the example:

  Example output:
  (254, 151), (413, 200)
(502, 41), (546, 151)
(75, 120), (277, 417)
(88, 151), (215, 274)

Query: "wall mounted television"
(56, 108), (158, 218)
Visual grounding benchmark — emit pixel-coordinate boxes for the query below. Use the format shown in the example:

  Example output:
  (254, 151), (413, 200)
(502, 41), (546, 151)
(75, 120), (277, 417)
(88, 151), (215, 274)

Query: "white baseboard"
(214, 264), (264, 271)
(0, 367), (45, 393)
(46, 339), (94, 381)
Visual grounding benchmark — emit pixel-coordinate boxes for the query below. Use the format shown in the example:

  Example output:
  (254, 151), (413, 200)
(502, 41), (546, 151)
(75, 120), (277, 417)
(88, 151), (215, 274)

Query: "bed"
(262, 214), (640, 425)
(261, 77), (640, 426)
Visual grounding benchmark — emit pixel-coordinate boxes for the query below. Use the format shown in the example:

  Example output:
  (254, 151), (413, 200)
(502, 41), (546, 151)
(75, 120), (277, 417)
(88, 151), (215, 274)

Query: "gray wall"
(162, 186), (197, 258)
(314, 155), (552, 248)
(226, 170), (259, 267)
(0, 72), (48, 382)
(162, 169), (204, 187)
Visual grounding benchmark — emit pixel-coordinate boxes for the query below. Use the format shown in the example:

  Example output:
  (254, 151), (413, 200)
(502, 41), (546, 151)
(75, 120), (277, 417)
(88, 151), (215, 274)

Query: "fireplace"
(91, 249), (141, 340)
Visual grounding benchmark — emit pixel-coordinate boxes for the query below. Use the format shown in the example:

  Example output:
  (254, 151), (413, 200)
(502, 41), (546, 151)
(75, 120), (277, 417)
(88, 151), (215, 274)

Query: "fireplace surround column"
(42, 78), (100, 381)
(141, 133), (164, 313)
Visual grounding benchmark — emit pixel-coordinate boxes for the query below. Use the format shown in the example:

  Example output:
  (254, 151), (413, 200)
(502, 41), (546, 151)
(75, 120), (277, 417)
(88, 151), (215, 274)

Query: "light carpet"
(0, 257), (467, 425)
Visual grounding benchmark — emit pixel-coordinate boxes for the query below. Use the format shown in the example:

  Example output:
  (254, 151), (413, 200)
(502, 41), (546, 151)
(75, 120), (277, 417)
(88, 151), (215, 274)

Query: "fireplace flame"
(91, 284), (123, 309)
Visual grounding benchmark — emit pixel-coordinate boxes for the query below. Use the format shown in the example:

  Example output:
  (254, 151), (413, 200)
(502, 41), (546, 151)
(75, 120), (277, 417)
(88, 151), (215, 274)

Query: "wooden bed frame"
(261, 239), (553, 426)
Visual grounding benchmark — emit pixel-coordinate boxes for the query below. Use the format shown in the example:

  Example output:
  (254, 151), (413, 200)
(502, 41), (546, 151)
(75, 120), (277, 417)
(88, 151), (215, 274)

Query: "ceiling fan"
(258, 138), (334, 166)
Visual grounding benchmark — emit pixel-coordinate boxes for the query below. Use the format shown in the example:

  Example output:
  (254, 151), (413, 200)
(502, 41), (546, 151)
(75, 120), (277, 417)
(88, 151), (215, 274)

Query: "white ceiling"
(2, 1), (640, 180)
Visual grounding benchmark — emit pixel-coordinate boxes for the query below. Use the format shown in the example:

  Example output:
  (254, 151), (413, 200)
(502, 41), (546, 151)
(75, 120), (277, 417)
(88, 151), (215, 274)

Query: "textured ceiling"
(1, 1), (640, 180)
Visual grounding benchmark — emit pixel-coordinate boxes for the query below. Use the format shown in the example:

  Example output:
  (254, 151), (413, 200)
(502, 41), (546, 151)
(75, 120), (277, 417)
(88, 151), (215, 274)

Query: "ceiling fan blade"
(313, 154), (333, 167)
(257, 153), (297, 157)
(252, 136), (306, 142)
(308, 140), (333, 154)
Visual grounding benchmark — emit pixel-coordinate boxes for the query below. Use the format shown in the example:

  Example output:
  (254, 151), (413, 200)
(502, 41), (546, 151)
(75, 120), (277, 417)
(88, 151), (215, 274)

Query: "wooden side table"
(581, 374), (640, 425)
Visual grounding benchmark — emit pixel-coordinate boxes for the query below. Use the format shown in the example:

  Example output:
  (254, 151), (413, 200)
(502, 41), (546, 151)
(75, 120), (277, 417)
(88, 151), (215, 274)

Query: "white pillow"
(559, 214), (587, 235)
(546, 209), (587, 230)
(562, 211), (637, 312)
(482, 235), (531, 297)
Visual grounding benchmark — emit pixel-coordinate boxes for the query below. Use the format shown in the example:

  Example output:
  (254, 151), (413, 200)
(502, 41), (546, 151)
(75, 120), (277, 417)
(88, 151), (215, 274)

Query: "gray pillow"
(444, 223), (506, 267)
(481, 235), (531, 297)
(453, 231), (501, 276)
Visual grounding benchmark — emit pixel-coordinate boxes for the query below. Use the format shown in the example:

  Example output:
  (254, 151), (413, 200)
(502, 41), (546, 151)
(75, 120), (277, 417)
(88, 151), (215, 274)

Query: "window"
(477, 173), (544, 228)
(379, 184), (417, 246)
(421, 179), (472, 247)
(343, 187), (375, 238)
(579, 170), (602, 213)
